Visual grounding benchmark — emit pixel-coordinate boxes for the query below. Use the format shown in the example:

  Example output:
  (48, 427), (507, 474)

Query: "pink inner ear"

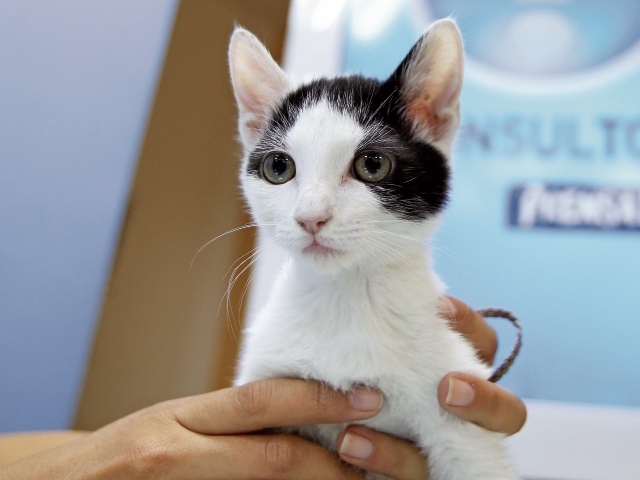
(233, 56), (275, 117)
(236, 80), (281, 138)
(404, 65), (461, 141)
(237, 87), (269, 118)
(244, 116), (265, 136)
(230, 30), (290, 139)
(405, 99), (440, 139)
(400, 21), (463, 141)
(432, 64), (462, 114)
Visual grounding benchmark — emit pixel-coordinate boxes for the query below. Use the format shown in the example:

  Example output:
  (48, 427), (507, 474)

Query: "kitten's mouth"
(303, 239), (341, 257)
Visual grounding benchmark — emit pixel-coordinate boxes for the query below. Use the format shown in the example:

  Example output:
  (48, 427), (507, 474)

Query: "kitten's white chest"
(234, 256), (515, 480)
(237, 257), (449, 389)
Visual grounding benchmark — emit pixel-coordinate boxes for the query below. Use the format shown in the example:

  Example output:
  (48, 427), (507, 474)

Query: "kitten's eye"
(353, 151), (391, 183)
(262, 152), (296, 184)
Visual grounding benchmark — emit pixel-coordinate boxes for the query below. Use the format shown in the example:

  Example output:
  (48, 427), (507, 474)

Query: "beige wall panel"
(75, 0), (290, 430)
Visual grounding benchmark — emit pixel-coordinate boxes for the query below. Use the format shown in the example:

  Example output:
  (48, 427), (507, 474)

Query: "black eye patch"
(246, 76), (450, 220)
(358, 131), (449, 220)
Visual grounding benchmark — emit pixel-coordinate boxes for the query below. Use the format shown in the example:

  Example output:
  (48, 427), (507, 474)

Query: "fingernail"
(445, 377), (475, 407)
(349, 387), (383, 411)
(340, 432), (374, 459)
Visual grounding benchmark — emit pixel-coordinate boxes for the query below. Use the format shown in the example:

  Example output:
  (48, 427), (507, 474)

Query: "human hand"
(1, 379), (383, 479)
(437, 296), (526, 434)
(335, 296), (527, 480)
(1, 297), (526, 480)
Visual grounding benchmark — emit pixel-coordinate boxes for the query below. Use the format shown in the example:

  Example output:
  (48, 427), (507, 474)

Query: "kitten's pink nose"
(296, 214), (331, 234)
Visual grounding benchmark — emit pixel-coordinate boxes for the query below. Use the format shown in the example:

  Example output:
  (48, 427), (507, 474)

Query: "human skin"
(0, 297), (526, 480)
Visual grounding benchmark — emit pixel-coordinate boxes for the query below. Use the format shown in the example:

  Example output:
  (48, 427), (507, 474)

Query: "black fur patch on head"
(246, 74), (450, 221)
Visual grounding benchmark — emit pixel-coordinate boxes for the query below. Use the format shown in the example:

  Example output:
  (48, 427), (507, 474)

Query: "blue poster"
(344, 0), (640, 409)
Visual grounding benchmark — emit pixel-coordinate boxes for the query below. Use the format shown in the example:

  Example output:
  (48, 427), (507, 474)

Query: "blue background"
(344, 0), (640, 407)
(0, 0), (177, 432)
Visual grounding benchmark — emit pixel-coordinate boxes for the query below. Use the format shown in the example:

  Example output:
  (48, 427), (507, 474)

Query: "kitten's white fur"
(230, 20), (518, 480)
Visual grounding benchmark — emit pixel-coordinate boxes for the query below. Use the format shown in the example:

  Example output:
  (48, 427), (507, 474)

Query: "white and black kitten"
(228, 19), (518, 480)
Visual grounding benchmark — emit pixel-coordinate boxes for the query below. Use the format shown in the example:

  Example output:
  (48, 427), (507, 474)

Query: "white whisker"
(370, 229), (424, 243)
(189, 222), (275, 272)
(366, 234), (408, 264)
(369, 231), (415, 255)
(221, 245), (269, 338)
(238, 245), (275, 317)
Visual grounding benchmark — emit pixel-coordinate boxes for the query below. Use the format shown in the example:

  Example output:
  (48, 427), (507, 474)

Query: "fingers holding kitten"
(438, 296), (526, 435)
(437, 372), (527, 435)
(337, 425), (430, 480)
(210, 433), (365, 480)
(173, 378), (383, 435)
(439, 296), (498, 365)
(337, 373), (526, 479)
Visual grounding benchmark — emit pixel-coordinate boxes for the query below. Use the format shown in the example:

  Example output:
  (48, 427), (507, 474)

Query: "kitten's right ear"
(229, 28), (291, 148)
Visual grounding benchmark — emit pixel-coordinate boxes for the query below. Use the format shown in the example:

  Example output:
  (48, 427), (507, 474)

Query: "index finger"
(172, 378), (383, 435)
(439, 296), (498, 365)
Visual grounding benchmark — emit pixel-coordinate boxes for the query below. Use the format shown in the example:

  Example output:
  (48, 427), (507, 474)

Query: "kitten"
(228, 19), (518, 480)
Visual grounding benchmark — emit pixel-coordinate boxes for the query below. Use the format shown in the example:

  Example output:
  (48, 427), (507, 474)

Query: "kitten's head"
(229, 20), (463, 274)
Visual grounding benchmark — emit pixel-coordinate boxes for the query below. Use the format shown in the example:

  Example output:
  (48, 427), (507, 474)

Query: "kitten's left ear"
(388, 19), (463, 144)
(229, 28), (291, 148)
